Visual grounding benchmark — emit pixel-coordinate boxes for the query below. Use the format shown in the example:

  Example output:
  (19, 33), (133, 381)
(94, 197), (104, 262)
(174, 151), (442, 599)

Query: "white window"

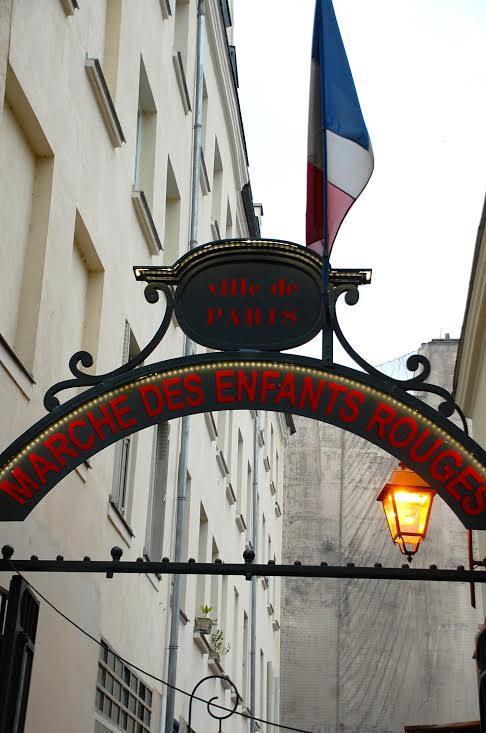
(134, 59), (157, 206)
(95, 640), (152, 732)
(164, 157), (181, 264)
(145, 423), (170, 561)
(111, 323), (138, 519)
(211, 138), (223, 230)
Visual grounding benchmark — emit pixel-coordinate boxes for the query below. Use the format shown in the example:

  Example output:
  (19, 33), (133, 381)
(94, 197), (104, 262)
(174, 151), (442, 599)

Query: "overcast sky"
(234, 0), (486, 368)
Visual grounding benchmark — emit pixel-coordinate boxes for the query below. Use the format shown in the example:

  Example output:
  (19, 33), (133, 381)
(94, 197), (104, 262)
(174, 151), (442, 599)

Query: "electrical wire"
(7, 562), (312, 733)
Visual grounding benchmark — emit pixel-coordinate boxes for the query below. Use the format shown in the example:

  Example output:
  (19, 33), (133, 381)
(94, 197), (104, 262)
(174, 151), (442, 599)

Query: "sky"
(233, 0), (486, 368)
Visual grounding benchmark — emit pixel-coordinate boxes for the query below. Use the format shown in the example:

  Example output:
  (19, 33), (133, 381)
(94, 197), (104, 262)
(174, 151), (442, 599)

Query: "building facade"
(0, 1), (291, 731)
(281, 338), (481, 733)
(454, 194), (486, 615)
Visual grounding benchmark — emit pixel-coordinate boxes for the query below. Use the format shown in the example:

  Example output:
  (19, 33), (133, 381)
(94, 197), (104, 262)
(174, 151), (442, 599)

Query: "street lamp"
(377, 463), (436, 561)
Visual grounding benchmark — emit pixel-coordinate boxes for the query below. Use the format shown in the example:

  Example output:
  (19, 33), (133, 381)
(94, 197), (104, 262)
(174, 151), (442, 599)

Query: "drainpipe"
(164, 2), (206, 732)
(250, 411), (260, 733)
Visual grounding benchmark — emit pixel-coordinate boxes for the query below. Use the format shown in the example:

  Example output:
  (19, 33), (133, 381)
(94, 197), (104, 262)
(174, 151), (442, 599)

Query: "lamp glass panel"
(382, 491), (398, 539)
(393, 489), (432, 537)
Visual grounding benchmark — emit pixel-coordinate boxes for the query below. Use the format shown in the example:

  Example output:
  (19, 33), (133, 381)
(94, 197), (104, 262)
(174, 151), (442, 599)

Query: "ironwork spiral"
(187, 674), (240, 733)
(330, 283), (468, 434)
(44, 284), (174, 411)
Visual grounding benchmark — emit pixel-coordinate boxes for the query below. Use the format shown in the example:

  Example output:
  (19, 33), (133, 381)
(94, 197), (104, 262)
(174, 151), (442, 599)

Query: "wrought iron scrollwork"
(44, 284), (174, 411)
(329, 283), (469, 434)
(187, 674), (240, 733)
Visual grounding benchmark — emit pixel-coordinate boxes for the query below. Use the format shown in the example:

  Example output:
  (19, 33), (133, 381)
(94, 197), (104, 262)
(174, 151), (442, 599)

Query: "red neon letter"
(68, 420), (95, 451)
(215, 370), (235, 403)
(44, 433), (78, 466)
(109, 395), (137, 429)
(366, 403), (396, 439)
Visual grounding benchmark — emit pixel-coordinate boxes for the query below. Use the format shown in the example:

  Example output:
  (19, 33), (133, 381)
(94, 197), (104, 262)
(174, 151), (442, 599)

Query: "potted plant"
(208, 629), (230, 661)
(194, 605), (216, 635)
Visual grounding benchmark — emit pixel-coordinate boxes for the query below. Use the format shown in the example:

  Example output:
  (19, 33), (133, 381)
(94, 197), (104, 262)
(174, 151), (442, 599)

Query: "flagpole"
(319, 0), (333, 364)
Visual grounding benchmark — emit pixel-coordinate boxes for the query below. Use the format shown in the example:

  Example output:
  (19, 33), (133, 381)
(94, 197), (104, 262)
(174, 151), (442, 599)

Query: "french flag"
(306, 0), (373, 256)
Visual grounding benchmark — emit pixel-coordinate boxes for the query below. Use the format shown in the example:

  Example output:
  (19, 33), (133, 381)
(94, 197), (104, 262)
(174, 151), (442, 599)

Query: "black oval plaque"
(174, 251), (323, 351)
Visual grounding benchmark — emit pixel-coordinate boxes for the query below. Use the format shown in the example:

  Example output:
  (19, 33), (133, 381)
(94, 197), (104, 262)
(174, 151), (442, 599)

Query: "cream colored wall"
(0, 1), (286, 732)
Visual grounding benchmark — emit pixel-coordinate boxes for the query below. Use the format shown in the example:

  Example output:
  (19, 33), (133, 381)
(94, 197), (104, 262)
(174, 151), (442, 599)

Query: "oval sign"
(174, 253), (323, 351)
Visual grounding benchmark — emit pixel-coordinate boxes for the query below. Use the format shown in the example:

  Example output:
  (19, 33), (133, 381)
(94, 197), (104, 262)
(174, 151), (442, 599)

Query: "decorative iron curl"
(188, 674), (240, 733)
(44, 284), (174, 411)
(330, 284), (469, 434)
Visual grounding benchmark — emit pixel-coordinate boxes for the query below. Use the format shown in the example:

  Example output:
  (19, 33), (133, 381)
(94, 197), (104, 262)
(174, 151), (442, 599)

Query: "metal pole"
(318, 1), (333, 365)
(165, 3), (206, 732)
(250, 411), (260, 733)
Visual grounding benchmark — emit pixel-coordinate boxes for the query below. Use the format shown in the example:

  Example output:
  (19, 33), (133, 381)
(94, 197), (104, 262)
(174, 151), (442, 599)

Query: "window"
(145, 423), (170, 561)
(210, 539), (219, 623)
(111, 323), (138, 518)
(236, 429), (243, 509)
(103, 1), (123, 99)
(211, 139), (223, 231)
(174, 0), (190, 72)
(164, 157), (181, 264)
(86, 1), (122, 96)
(245, 462), (252, 545)
(270, 424), (274, 478)
(180, 472), (192, 612)
(275, 450), (279, 493)
(242, 612), (249, 702)
(231, 587), (239, 684)
(220, 575), (228, 638)
(261, 515), (266, 564)
(65, 213), (104, 372)
(225, 200), (233, 239)
(202, 78), (208, 152)
(134, 59), (157, 207)
(0, 68), (53, 370)
(96, 641), (152, 732)
(260, 650), (265, 724)
(195, 504), (208, 614)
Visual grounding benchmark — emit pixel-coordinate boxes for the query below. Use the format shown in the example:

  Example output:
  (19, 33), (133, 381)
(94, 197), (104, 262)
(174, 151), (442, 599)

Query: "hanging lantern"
(377, 463), (436, 560)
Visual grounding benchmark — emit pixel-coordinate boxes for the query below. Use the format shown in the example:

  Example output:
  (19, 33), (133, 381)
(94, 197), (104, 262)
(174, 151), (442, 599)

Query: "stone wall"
(281, 338), (481, 732)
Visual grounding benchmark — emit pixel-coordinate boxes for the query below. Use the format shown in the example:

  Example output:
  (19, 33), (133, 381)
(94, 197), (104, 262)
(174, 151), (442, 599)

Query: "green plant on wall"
(209, 629), (230, 658)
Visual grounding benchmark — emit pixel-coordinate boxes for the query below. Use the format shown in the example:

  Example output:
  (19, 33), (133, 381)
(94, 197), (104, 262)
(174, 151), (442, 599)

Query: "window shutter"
(148, 422), (170, 560)
(112, 322), (132, 508)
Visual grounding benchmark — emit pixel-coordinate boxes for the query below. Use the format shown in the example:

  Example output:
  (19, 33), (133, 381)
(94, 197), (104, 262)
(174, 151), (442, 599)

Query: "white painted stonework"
(0, 2), (290, 732)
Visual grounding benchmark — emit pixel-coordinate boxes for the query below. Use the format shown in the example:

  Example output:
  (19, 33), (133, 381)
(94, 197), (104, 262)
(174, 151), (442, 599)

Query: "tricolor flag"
(307, 0), (373, 256)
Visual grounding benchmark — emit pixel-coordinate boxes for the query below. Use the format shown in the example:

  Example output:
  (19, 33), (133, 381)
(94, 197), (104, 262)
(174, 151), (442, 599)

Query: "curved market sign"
(1, 353), (486, 527)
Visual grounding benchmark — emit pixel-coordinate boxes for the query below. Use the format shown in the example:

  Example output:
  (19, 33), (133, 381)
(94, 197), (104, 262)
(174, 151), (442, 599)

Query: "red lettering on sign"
(429, 450), (463, 493)
(44, 433), (78, 466)
(162, 377), (184, 411)
(237, 371), (258, 402)
(139, 384), (164, 417)
(388, 417), (419, 449)
(215, 370), (235, 403)
(260, 370), (280, 402)
(68, 419), (95, 451)
(87, 405), (118, 441)
(462, 485), (486, 516)
(325, 382), (347, 416)
(298, 377), (325, 411)
(0, 467), (39, 504)
(184, 374), (204, 407)
(408, 429), (442, 463)
(207, 307), (224, 325)
(110, 395), (137, 429)
(29, 453), (61, 485)
(339, 389), (365, 423)
(447, 466), (482, 501)
(270, 279), (298, 296)
(275, 373), (296, 407)
(366, 403), (397, 439)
